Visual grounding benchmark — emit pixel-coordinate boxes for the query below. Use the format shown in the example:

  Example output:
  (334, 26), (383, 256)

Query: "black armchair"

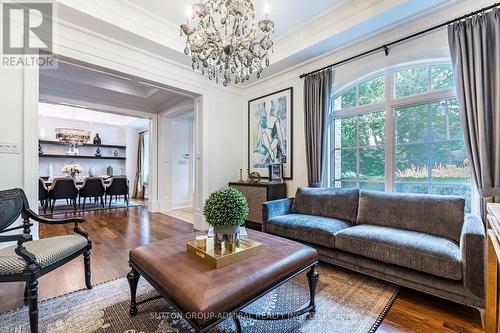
(0, 188), (92, 333)
(48, 178), (79, 213)
(79, 177), (105, 209)
(38, 178), (49, 214)
(105, 176), (129, 207)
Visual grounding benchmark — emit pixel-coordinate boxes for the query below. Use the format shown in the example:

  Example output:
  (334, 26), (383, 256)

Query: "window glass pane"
(359, 147), (385, 180)
(395, 104), (428, 143)
(395, 182), (429, 194)
(359, 76), (385, 105)
(340, 181), (358, 189)
(333, 87), (356, 111)
(395, 66), (429, 98)
(334, 149), (356, 180)
(360, 182), (385, 191)
(431, 64), (455, 91)
(395, 144), (429, 182)
(431, 184), (471, 213)
(431, 142), (470, 183)
(431, 99), (462, 141)
(335, 117), (357, 148)
(359, 112), (385, 146)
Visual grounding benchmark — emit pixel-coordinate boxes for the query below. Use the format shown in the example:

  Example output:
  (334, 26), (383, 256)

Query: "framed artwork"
(268, 164), (283, 181)
(248, 87), (293, 179)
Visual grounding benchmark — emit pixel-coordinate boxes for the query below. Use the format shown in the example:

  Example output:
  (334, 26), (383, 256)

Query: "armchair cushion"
(460, 214), (485, 298)
(0, 235), (88, 275)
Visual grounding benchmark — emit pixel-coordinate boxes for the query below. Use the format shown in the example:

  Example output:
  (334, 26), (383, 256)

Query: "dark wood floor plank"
(0, 207), (483, 332)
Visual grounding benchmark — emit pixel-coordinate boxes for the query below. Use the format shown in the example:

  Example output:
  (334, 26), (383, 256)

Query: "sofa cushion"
(357, 190), (465, 242)
(335, 224), (462, 280)
(267, 214), (351, 248)
(291, 188), (359, 223)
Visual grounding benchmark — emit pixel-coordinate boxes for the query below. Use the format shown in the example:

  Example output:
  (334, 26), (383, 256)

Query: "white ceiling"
(55, 0), (487, 87)
(40, 59), (195, 113)
(39, 102), (149, 128)
(127, 0), (345, 38)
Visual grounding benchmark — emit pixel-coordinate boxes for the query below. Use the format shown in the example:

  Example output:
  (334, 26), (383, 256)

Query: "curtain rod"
(299, 2), (499, 79)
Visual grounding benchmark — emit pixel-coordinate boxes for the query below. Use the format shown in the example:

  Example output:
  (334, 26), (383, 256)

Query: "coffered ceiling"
(55, 0), (473, 87)
(126, 0), (347, 39)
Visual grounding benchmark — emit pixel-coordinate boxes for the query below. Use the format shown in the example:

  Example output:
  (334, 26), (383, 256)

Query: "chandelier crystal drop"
(180, 0), (275, 86)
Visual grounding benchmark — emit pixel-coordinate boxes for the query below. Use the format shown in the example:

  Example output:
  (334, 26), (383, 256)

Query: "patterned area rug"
(0, 264), (398, 333)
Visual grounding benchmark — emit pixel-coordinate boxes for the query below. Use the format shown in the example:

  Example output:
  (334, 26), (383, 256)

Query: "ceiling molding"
(50, 10), (246, 95)
(271, 0), (406, 64)
(241, 0), (472, 90)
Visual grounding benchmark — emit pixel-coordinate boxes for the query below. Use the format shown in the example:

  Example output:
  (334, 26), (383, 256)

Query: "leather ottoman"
(127, 230), (318, 332)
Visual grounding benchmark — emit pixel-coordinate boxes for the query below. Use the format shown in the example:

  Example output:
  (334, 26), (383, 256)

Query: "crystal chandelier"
(55, 107), (90, 149)
(180, 0), (275, 86)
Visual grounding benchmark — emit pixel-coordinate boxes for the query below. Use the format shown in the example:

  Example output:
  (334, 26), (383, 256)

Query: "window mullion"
(427, 102), (433, 194)
(385, 70), (394, 192)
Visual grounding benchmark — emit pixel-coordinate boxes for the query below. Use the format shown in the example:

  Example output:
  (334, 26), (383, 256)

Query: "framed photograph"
(248, 87), (293, 179)
(268, 164), (283, 181)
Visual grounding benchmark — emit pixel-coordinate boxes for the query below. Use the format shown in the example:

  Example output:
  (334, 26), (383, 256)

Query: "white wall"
(244, 26), (451, 197)
(0, 69), (24, 190)
(39, 116), (128, 177)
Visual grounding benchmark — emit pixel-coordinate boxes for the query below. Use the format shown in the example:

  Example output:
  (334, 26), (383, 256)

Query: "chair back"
(106, 176), (129, 196)
(39, 178), (49, 200)
(80, 177), (105, 197)
(0, 188), (29, 232)
(49, 178), (79, 200)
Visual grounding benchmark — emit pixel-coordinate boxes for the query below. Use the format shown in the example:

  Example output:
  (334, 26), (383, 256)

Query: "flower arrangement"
(62, 163), (83, 178)
(203, 187), (249, 228)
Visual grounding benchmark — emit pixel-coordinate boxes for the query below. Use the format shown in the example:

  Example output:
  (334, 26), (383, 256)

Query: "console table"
(487, 203), (500, 332)
(228, 181), (287, 230)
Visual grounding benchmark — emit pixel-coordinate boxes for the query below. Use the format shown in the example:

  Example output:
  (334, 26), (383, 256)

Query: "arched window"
(329, 62), (471, 211)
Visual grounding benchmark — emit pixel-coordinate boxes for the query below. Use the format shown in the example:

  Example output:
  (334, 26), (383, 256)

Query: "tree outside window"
(330, 63), (471, 211)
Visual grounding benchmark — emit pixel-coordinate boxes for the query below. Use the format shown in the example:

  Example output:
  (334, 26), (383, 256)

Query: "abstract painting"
(248, 87), (293, 179)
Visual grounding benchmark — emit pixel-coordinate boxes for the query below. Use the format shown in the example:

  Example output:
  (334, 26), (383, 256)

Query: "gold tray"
(187, 238), (263, 268)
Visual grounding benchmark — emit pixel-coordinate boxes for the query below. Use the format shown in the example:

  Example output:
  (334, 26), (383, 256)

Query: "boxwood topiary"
(203, 187), (249, 228)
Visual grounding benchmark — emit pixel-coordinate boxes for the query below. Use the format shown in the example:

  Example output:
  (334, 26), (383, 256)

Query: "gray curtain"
(304, 68), (333, 188)
(132, 132), (145, 199)
(448, 8), (500, 218)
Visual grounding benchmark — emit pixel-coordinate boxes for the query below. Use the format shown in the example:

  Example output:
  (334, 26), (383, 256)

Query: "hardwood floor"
(0, 207), (484, 332)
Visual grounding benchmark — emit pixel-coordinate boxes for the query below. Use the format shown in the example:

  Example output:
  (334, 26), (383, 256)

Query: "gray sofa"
(262, 188), (485, 316)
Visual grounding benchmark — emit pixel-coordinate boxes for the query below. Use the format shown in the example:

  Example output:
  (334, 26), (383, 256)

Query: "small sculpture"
(93, 134), (102, 145)
(113, 149), (119, 157)
(238, 169), (244, 182)
(95, 148), (102, 157)
(107, 166), (113, 176)
(249, 172), (261, 183)
(38, 144), (43, 156)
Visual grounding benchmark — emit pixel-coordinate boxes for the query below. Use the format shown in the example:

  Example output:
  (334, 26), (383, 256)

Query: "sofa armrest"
(262, 198), (294, 233)
(460, 213), (486, 298)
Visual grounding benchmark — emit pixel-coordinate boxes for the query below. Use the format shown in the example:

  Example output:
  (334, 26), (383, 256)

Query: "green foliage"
(203, 188), (249, 228)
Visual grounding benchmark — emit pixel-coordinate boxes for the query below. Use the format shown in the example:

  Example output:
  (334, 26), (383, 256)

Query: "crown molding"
(241, 0), (471, 90)
(50, 11), (245, 95)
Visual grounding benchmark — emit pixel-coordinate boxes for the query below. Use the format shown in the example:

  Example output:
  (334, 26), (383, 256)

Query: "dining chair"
(105, 176), (129, 207)
(48, 178), (79, 213)
(79, 177), (105, 209)
(38, 178), (49, 214)
(0, 188), (92, 333)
